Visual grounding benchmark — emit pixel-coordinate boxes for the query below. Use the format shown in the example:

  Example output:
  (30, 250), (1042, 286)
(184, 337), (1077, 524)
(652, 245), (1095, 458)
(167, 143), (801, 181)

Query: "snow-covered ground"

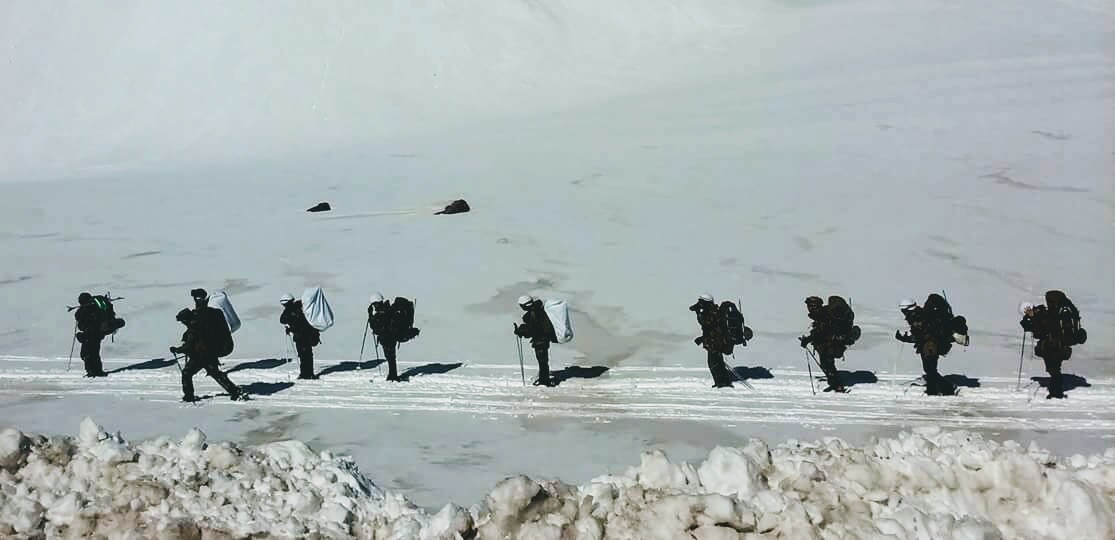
(2, 0), (1113, 535)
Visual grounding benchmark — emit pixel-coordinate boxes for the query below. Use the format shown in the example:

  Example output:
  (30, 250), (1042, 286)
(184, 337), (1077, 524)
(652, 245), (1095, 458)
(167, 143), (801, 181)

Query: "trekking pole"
(67, 322), (78, 372)
(359, 322), (369, 362)
(805, 349), (816, 395)
(1016, 332), (1027, 390)
(516, 336), (526, 386)
(373, 334), (383, 377)
(172, 354), (183, 373)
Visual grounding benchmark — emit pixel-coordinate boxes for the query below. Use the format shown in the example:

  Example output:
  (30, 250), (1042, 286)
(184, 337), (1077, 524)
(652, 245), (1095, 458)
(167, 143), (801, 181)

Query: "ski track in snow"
(2, 356), (1113, 437)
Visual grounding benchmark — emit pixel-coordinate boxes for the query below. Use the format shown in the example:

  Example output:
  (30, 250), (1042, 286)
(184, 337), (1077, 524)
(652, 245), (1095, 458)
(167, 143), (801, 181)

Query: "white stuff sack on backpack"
(543, 298), (574, 344)
(301, 286), (335, 332)
(209, 290), (241, 333)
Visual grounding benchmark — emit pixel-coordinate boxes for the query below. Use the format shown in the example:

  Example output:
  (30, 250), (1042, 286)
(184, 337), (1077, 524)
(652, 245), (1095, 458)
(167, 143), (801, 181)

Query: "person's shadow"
(317, 360), (385, 378)
(107, 357), (178, 375)
(944, 374), (981, 388)
(397, 362), (464, 382)
(1031, 374), (1091, 393)
(550, 365), (610, 386)
(241, 381), (295, 396)
(835, 370), (878, 388)
(227, 358), (291, 374)
(731, 366), (774, 382)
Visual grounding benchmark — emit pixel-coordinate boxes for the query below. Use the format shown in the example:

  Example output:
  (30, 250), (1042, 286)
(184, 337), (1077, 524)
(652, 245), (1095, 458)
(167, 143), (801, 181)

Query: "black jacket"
(368, 302), (397, 342)
(691, 300), (730, 354)
(514, 301), (552, 350)
(74, 304), (104, 341)
(281, 301), (320, 346)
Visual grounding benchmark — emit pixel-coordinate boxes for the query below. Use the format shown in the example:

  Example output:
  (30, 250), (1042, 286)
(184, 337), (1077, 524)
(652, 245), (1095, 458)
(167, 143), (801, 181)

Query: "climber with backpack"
(368, 293), (420, 382)
(72, 292), (124, 377)
(896, 294), (969, 396)
(1020, 290), (1087, 399)
(690, 294), (735, 388)
(280, 294), (321, 380)
(799, 295), (860, 393)
(514, 295), (555, 387)
(171, 290), (242, 402)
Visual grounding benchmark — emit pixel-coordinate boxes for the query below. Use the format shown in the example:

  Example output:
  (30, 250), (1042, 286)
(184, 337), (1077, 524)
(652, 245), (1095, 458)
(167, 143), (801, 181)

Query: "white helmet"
(517, 295), (534, 306)
(1019, 302), (1035, 316)
(370, 293), (385, 304)
(698, 293), (714, 303)
(279, 293), (294, 304)
(898, 298), (917, 310)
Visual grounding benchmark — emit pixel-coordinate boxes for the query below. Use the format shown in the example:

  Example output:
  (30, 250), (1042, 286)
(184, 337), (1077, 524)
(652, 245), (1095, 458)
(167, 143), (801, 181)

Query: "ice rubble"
(0, 421), (1112, 539)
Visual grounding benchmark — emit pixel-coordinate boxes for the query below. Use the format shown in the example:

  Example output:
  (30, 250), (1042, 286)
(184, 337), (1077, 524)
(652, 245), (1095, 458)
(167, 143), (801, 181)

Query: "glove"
(285, 327), (293, 335)
(799, 335), (810, 348)
(694, 336), (704, 346)
(170, 346), (180, 354)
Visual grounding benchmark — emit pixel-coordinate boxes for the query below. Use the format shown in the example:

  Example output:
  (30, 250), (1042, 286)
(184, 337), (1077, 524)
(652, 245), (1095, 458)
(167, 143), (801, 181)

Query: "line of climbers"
(72, 287), (1087, 401)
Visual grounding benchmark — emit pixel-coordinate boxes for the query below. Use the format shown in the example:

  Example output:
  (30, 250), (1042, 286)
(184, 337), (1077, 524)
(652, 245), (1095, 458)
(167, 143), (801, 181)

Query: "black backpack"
(827, 296), (861, 345)
(720, 301), (753, 346)
(201, 307), (234, 358)
(92, 295), (126, 335)
(1052, 297), (1086, 346)
(390, 297), (420, 343)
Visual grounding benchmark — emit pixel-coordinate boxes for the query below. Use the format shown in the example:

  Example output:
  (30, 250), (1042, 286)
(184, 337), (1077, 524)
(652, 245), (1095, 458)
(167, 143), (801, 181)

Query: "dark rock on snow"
(435, 199), (470, 215)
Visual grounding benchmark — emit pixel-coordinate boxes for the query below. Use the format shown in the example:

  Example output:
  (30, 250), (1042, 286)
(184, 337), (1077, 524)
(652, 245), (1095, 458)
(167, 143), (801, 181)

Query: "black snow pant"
(295, 340), (315, 379)
(80, 336), (105, 376)
(919, 341), (955, 396)
(817, 353), (843, 390)
(707, 350), (733, 387)
(182, 355), (239, 399)
(1044, 356), (1066, 398)
(380, 339), (398, 380)
(534, 346), (551, 385)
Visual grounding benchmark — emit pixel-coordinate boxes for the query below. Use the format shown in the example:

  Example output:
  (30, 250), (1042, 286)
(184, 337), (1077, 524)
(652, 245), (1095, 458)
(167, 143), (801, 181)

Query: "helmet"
(190, 288), (208, 300)
(175, 308), (194, 323)
(517, 295), (534, 307)
(804, 296), (824, 307)
(898, 298), (917, 311)
(369, 293), (385, 304)
(1019, 302), (1035, 316)
(279, 293), (294, 304)
(78, 292), (93, 305)
(698, 293), (714, 303)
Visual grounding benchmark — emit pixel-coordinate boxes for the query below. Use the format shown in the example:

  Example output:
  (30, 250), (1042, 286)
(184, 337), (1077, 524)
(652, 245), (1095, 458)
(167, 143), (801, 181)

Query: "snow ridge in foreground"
(0, 420), (1112, 539)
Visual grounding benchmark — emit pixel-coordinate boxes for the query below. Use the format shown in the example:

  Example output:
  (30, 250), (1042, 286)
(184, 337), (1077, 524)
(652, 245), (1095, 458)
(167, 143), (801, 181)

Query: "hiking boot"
(532, 378), (555, 387)
(228, 388), (247, 401)
(297, 374), (319, 380)
(181, 395), (201, 403)
(823, 385), (848, 393)
(1046, 393), (1066, 400)
(713, 381), (734, 388)
(85, 372), (108, 378)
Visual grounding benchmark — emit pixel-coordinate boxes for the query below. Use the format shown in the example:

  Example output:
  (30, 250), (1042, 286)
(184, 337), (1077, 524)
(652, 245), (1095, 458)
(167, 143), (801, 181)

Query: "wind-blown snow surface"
(1, 419), (1113, 539)
(2, 0), (1114, 530)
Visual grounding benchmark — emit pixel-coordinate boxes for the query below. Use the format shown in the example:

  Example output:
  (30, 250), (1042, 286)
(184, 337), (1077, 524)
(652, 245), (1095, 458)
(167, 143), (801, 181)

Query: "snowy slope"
(1, 0), (1113, 529)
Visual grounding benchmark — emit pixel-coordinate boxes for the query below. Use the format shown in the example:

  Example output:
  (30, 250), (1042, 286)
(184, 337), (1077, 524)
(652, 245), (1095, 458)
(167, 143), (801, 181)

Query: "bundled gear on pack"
(896, 293), (968, 396)
(543, 299), (575, 344)
(281, 294), (321, 380)
(690, 294), (734, 388)
(1021, 290), (1085, 399)
(515, 296), (556, 387)
(171, 304), (242, 402)
(368, 294), (421, 382)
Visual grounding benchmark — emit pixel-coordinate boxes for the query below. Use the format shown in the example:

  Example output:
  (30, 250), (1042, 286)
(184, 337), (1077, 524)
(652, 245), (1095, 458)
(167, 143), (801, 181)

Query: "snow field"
(1, 419), (1112, 539)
